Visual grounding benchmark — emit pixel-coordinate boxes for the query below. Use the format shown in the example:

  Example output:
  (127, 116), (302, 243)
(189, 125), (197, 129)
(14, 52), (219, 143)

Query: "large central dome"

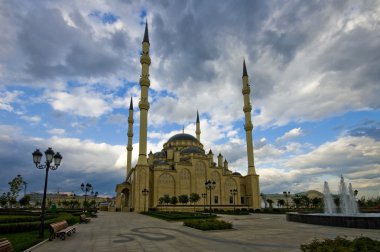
(163, 133), (203, 151)
(167, 133), (197, 142)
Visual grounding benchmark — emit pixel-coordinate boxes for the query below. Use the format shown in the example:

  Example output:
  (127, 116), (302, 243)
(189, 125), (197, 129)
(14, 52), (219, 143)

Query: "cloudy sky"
(1, 0), (379, 199)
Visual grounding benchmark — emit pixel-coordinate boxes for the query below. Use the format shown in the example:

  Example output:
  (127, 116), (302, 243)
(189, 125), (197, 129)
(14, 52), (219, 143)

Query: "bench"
(0, 238), (13, 252)
(80, 214), (91, 223)
(49, 220), (76, 240)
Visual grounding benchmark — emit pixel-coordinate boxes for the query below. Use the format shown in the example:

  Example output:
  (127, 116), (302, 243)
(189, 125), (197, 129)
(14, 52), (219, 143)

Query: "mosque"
(115, 23), (260, 212)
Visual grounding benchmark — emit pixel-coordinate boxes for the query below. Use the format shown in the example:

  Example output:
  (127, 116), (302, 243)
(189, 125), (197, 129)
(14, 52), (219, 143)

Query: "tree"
(158, 197), (164, 205)
(8, 174), (25, 206)
(300, 195), (311, 208)
(189, 193), (200, 211)
(0, 193), (7, 207)
(311, 197), (322, 209)
(358, 196), (366, 207)
(19, 195), (31, 207)
(8, 192), (16, 207)
(62, 200), (69, 208)
(170, 196), (178, 206)
(292, 195), (302, 209)
(163, 194), (171, 205)
(266, 199), (274, 209)
(89, 199), (96, 209)
(277, 199), (285, 208)
(178, 194), (189, 205)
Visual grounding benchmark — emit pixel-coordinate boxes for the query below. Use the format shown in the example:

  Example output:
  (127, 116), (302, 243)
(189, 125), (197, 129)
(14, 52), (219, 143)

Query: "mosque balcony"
(139, 76), (150, 87)
(140, 54), (151, 65)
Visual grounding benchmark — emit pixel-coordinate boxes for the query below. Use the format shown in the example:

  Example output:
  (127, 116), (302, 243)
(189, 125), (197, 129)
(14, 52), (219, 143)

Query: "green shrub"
(300, 236), (380, 252)
(0, 213), (78, 233)
(144, 211), (215, 221)
(183, 219), (232, 230)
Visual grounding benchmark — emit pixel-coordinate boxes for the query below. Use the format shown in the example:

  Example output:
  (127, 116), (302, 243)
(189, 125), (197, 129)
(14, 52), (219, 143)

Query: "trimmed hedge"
(0, 213), (78, 234)
(143, 211), (216, 221)
(0, 210), (41, 216)
(183, 219), (232, 230)
(0, 214), (58, 224)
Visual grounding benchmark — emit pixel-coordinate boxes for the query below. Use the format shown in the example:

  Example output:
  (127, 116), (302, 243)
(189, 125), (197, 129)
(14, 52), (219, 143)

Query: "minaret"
(242, 59), (256, 175)
(126, 97), (133, 179)
(137, 22), (151, 165)
(196, 110), (201, 142)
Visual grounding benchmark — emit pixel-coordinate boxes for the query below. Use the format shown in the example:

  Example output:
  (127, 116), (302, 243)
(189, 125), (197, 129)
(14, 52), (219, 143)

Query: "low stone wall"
(157, 205), (249, 212)
(286, 212), (380, 229)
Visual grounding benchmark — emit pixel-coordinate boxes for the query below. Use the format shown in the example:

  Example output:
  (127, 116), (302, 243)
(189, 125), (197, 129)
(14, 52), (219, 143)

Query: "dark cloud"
(349, 126), (380, 140)
(149, 0), (269, 90)
(14, 7), (127, 80)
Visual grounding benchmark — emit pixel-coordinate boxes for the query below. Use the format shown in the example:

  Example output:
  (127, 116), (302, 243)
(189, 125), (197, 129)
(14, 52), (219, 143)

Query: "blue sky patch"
(90, 10), (120, 24)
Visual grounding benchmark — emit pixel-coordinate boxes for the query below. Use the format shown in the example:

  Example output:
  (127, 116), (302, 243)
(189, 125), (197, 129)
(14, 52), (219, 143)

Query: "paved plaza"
(31, 211), (380, 252)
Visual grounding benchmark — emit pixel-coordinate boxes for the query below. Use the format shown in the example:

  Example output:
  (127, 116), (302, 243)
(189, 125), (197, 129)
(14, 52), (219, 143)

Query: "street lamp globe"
(45, 147), (55, 164)
(54, 152), (62, 166)
(32, 149), (43, 166)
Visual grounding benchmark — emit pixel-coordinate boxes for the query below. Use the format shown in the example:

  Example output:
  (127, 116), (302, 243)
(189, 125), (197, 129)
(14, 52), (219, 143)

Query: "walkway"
(31, 212), (380, 252)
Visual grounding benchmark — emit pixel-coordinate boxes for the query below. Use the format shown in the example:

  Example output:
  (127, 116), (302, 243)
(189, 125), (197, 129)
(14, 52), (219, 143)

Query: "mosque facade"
(115, 24), (260, 212)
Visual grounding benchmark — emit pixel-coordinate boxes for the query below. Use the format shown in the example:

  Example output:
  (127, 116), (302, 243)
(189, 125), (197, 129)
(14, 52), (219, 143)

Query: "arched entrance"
(115, 182), (131, 212)
(121, 188), (130, 212)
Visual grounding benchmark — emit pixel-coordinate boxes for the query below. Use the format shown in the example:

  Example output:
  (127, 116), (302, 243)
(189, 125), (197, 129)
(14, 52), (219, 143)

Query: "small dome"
(232, 172), (242, 176)
(153, 151), (166, 158)
(180, 147), (204, 155)
(168, 133), (197, 142)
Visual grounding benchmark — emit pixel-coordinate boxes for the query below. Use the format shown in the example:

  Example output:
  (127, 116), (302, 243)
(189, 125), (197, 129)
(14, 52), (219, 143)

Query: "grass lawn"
(0, 210), (81, 251)
(2, 230), (46, 252)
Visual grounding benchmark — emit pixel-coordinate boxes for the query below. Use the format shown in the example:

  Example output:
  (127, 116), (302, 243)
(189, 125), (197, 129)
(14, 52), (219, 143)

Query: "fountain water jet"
(287, 176), (380, 229)
(323, 181), (336, 214)
(323, 176), (359, 215)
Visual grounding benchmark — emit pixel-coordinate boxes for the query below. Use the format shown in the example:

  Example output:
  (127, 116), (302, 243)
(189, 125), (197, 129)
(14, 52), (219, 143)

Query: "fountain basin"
(287, 212), (380, 229)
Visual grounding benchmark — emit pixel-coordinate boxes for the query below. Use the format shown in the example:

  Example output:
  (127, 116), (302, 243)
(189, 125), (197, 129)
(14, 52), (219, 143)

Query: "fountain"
(287, 176), (380, 229)
(323, 176), (359, 215)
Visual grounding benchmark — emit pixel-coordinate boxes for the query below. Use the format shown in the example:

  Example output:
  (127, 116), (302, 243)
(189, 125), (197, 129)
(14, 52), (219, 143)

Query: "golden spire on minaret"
(196, 110), (201, 142)
(137, 22), (151, 165)
(126, 97), (134, 178)
(242, 59), (257, 175)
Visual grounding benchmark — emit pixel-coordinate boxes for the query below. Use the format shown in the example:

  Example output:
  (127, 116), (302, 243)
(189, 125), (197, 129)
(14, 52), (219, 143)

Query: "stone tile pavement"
(30, 212), (380, 252)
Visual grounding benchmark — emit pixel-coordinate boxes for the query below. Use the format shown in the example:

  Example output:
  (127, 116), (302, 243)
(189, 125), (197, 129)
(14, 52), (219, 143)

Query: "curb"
(23, 239), (49, 252)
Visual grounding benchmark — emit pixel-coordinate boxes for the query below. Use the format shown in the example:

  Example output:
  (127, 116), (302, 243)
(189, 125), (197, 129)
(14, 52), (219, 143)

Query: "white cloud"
(20, 115), (41, 124)
(48, 128), (66, 135)
(45, 87), (112, 117)
(276, 128), (303, 142)
(0, 90), (22, 112)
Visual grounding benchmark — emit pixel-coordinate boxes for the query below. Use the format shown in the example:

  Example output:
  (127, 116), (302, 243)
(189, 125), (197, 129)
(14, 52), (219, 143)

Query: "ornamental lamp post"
(81, 183), (93, 212)
(201, 193), (207, 212)
(205, 180), (216, 215)
(142, 188), (149, 212)
(230, 189), (238, 212)
(32, 147), (62, 238)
